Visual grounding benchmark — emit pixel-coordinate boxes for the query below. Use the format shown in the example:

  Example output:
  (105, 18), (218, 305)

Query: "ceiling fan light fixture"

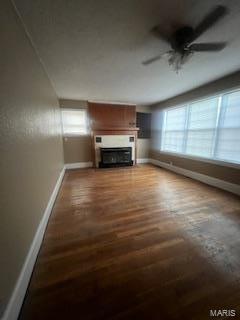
(167, 50), (194, 72)
(168, 52), (183, 72)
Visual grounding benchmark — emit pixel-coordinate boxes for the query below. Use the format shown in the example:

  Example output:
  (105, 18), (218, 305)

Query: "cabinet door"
(124, 105), (136, 127)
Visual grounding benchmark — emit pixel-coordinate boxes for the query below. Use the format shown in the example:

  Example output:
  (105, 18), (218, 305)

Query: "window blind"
(186, 97), (219, 158)
(161, 106), (186, 153)
(61, 109), (88, 135)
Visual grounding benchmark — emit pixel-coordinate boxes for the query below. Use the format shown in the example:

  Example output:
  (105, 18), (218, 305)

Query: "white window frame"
(159, 89), (240, 169)
(61, 108), (89, 137)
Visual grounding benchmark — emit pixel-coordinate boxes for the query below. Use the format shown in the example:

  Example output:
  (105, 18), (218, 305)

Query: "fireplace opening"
(99, 147), (133, 168)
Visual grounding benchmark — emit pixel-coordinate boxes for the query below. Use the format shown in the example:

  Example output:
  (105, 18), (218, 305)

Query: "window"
(160, 89), (240, 165)
(61, 109), (88, 136)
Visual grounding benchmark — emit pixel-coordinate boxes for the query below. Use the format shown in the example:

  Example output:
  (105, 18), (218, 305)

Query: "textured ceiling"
(14, 0), (240, 105)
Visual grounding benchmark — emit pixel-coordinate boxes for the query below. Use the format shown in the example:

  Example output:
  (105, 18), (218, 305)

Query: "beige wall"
(137, 139), (150, 159)
(0, 0), (64, 316)
(150, 151), (240, 185)
(63, 136), (92, 163)
(136, 105), (151, 159)
(59, 99), (88, 109)
(150, 71), (240, 185)
(60, 100), (152, 163)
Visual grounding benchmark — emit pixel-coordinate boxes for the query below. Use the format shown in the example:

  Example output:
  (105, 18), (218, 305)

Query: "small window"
(61, 109), (88, 136)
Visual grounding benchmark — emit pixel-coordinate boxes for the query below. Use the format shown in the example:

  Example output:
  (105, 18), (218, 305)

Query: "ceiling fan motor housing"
(172, 26), (194, 50)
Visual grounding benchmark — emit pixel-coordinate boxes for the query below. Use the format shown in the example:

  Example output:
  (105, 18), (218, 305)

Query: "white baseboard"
(2, 168), (65, 320)
(137, 158), (150, 164)
(65, 162), (93, 169)
(150, 158), (240, 196)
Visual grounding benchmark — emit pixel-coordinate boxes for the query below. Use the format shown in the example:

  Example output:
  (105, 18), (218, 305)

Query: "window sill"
(63, 133), (90, 138)
(157, 150), (240, 169)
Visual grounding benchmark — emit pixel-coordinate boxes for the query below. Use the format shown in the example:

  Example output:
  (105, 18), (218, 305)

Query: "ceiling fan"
(142, 5), (229, 72)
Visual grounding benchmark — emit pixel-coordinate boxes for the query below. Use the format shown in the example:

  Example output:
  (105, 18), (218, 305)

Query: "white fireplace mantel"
(94, 134), (136, 168)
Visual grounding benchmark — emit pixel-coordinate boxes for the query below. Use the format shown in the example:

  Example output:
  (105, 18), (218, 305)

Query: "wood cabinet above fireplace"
(88, 102), (137, 130)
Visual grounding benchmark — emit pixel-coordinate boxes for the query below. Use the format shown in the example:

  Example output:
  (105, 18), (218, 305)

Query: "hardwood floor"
(19, 164), (240, 320)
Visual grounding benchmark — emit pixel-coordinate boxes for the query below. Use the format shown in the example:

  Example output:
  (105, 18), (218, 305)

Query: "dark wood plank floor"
(19, 164), (240, 320)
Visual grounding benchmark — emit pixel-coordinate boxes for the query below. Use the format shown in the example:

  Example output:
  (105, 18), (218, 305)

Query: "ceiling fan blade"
(142, 54), (164, 65)
(189, 5), (229, 43)
(151, 25), (172, 45)
(189, 42), (227, 52)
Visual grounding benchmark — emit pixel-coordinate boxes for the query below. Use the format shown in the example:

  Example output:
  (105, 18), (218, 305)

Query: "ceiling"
(14, 0), (240, 105)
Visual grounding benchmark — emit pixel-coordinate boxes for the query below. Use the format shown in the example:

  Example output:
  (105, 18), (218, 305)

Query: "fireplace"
(99, 147), (133, 168)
